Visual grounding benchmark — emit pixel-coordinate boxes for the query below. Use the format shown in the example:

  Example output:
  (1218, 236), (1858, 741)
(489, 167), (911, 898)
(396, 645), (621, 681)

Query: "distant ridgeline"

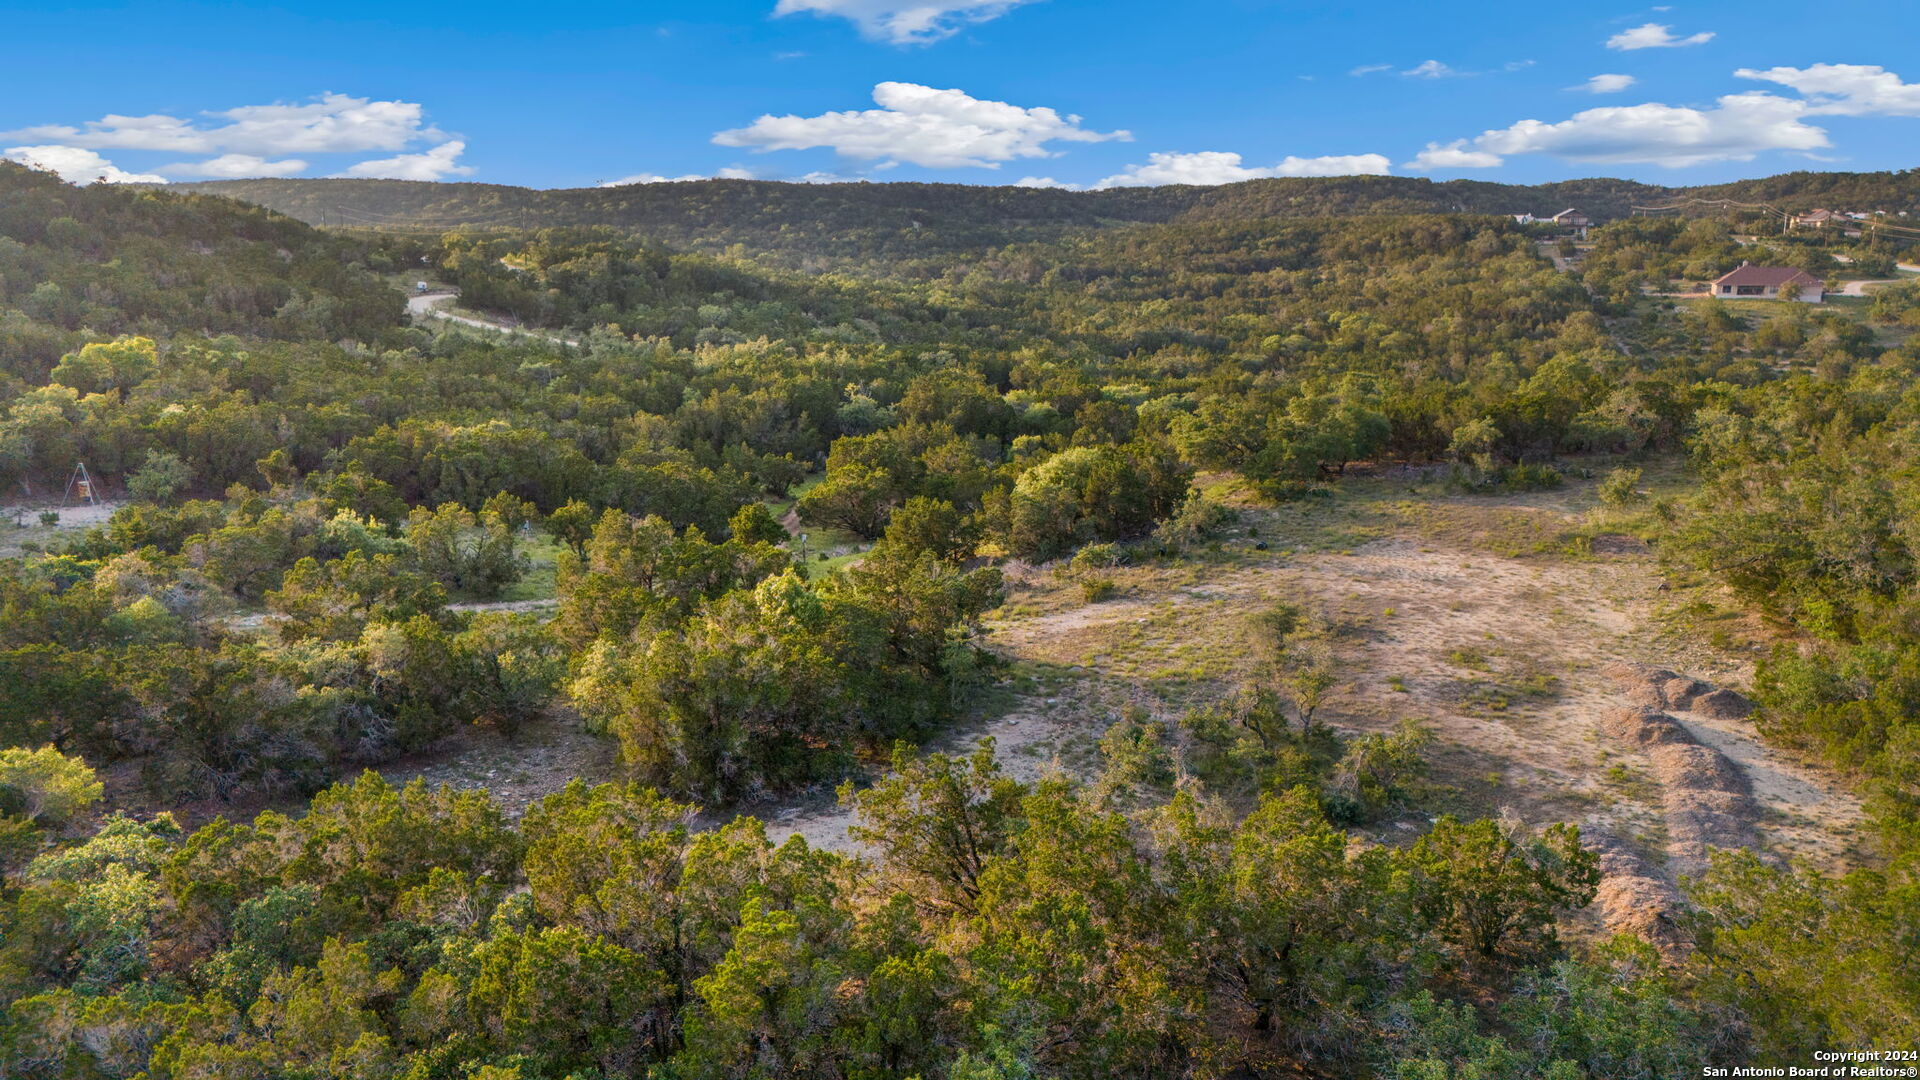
(0, 162), (407, 378)
(179, 169), (1920, 262)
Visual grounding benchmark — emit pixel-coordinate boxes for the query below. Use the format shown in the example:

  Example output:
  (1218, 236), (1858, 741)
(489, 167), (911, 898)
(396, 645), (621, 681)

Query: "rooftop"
(1711, 262), (1823, 288)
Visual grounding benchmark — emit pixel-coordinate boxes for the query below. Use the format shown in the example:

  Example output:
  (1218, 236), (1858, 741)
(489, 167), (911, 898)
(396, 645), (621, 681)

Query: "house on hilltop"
(1791, 208), (1841, 229)
(1549, 208), (1590, 239)
(1710, 262), (1825, 303)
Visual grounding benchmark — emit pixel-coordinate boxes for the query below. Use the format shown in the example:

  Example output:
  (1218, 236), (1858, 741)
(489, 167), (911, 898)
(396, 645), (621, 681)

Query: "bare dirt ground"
(374, 713), (618, 818)
(0, 498), (121, 556)
(448, 598), (559, 614)
(759, 473), (1864, 904)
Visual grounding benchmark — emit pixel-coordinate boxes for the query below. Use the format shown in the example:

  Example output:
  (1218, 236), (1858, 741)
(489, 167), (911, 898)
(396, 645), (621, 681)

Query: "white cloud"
(1577, 73), (1638, 94)
(1014, 175), (1080, 189)
(1471, 92), (1828, 167)
(1091, 150), (1390, 189)
(6, 94), (444, 156)
(340, 140), (474, 181)
(1271, 153), (1393, 177)
(598, 167), (758, 187)
(7, 93), (471, 182)
(1417, 61), (1920, 172)
(713, 82), (1127, 169)
(1735, 63), (1920, 116)
(1606, 22), (1714, 50)
(772, 0), (1039, 45)
(7, 115), (204, 154)
(2, 145), (167, 184)
(1360, 59), (1529, 79)
(1404, 140), (1504, 171)
(599, 172), (708, 186)
(158, 153), (308, 179)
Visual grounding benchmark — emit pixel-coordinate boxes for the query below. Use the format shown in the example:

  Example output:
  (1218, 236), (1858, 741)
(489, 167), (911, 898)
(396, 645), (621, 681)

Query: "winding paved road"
(407, 290), (581, 347)
(1836, 267), (1920, 297)
(1826, 256), (1920, 297)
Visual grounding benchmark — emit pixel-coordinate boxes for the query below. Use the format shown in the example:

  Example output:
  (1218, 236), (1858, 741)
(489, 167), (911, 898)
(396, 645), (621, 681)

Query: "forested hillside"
(183, 169), (1920, 265)
(3, 162), (1920, 1078)
(0, 165), (404, 365)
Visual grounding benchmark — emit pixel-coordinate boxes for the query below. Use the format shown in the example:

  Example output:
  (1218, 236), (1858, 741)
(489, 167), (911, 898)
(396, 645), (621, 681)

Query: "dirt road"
(1537, 240), (1575, 272)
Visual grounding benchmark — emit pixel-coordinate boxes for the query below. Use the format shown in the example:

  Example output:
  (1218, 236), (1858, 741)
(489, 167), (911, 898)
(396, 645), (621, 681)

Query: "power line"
(1629, 197), (1792, 222)
(1628, 197), (1920, 250)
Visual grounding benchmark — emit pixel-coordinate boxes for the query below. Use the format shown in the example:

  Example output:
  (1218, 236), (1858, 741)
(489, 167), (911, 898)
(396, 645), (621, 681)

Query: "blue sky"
(2, 0), (1917, 191)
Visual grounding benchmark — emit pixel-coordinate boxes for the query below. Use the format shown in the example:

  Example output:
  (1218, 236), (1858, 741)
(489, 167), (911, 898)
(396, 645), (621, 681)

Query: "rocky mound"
(1649, 743), (1749, 795)
(1602, 706), (1694, 748)
(1584, 827), (1689, 954)
(1599, 664), (1766, 876)
(1693, 688), (1754, 720)
(1660, 676), (1712, 710)
(1604, 663), (1756, 720)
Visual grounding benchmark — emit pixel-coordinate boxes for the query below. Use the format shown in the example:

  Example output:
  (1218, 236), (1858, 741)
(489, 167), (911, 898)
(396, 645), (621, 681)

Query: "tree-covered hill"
(6, 162), (1920, 1077)
(179, 177), (1184, 263)
(0, 162), (405, 379)
(180, 168), (1920, 264)
(176, 174), (1651, 264)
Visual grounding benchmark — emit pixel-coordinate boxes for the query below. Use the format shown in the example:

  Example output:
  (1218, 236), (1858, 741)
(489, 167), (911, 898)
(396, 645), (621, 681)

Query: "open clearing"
(345, 469), (1868, 917)
(375, 714), (618, 815)
(0, 498), (120, 557)
(764, 470), (1866, 893)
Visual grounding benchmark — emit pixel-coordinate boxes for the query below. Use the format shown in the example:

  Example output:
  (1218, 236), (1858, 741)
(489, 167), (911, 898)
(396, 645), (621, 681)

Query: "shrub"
(1497, 463), (1565, 492)
(1457, 462), (1566, 493)
(0, 746), (102, 826)
(1080, 577), (1118, 603)
(1151, 492), (1238, 550)
(127, 450), (195, 505)
(1598, 466), (1644, 507)
(1001, 439), (1192, 559)
(1324, 719), (1431, 823)
(877, 497), (975, 563)
(404, 503), (528, 600)
(1070, 542), (1124, 571)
